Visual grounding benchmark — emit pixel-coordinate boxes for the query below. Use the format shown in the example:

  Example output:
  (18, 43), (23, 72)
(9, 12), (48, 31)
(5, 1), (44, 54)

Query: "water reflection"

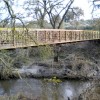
(0, 80), (17, 95)
(0, 79), (96, 100)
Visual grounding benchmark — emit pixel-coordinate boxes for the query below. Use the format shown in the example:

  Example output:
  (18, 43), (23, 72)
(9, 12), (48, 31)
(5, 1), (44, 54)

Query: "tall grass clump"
(13, 48), (30, 68)
(38, 45), (54, 60)
(0, 50), (14, 79)
(28, 45), (54, 61)
(0, 49), (30, 79)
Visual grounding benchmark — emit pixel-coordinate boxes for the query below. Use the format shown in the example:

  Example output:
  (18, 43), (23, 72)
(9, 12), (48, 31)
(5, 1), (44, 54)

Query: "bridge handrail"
(0, 29), (99, 49)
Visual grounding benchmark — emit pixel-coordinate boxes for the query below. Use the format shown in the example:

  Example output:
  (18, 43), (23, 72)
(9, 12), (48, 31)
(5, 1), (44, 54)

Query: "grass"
(0, 28), (25, 31)
(0, 49), (31, 79)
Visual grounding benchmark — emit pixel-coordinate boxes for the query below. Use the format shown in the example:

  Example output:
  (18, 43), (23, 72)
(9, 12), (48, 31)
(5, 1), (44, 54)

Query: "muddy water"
(0, 79), (99, 100)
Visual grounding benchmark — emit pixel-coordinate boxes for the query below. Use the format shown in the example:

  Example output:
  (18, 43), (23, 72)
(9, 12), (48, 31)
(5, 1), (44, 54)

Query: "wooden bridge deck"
(0, 29), (100, 49)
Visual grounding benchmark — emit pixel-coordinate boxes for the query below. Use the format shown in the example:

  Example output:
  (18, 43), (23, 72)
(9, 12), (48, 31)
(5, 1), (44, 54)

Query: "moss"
(44, 77), (62, 83)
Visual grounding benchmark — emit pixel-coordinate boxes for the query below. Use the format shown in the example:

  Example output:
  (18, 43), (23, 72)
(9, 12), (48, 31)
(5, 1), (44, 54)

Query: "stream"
(0, 79), (99, 100)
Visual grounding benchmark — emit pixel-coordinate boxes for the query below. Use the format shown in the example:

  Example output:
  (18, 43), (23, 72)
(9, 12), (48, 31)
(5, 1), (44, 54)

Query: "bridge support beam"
(53, 44), (61, 62)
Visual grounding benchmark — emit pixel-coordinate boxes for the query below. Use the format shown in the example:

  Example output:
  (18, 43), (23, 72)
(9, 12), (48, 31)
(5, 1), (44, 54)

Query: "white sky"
(1, 0), (99, 21)
(14, 0), (93, 20)
(73, 0), (92, 19)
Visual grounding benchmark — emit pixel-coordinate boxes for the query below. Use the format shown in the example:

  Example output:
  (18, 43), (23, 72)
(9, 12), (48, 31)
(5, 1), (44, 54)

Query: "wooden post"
(35, 30), (38, 42)
(82, 31), (85, 40)
(59, 31), (61, 42)
(65, 31), (67, 41)
(12, 29), (15, 46)
(53, 44), (61, 62)
(44, 31), (46, 43)
(79, 31), (81, 40)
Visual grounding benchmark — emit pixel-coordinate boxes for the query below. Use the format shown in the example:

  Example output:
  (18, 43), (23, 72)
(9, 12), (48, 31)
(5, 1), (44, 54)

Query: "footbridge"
(0, 29), (100, 50)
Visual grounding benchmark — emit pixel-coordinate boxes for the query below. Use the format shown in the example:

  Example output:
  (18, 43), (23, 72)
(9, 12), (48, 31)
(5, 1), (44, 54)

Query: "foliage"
(44, 77), (62, 83)
(38, 45), (54, 60)
(65, 7), (84, 22)
(13, 49), (30, 68)
(92, 18), (100, 31)
(0, 48), (31, 79)
(0, 50), (14, 79)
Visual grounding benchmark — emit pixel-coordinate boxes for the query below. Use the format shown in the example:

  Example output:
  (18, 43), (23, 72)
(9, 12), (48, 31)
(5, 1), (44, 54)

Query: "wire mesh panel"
(93, 31), (98, 39)
(97, 31), (100, 39)
(59, 30), (66, 41)
(37, 30), (46, 43)
(65, 31), (73, 41)
(51, 30), (60, 42)
(45, 31), (51, 42)
(0, 30), (13, 45)
(72, 31), (80, 41)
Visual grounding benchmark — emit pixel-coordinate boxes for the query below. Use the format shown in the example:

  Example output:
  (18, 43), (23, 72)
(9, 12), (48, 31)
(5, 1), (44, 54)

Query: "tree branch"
(58, 0), (74, 28)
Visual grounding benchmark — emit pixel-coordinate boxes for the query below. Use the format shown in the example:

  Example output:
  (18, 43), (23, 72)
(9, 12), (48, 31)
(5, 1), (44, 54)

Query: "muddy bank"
(0, 40), (100, 79)
(78, 83), (100, 100)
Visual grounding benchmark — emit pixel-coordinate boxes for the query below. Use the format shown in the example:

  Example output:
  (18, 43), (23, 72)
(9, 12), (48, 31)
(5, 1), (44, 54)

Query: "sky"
(13, 0), (94, 20)
(73, 0), (92, 19)
(1, 0), (99, 21)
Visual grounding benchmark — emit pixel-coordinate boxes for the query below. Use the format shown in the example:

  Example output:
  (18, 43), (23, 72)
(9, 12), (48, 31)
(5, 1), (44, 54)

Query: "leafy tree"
(65, 7), (84, 29)
(64, 7), (84, 22)
(92, 18), (100, 31)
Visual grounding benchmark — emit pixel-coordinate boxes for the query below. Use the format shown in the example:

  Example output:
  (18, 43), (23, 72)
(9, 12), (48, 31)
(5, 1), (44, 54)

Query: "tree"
(90, 0), (100, 17)
(92, 18), (100, 31)
(64, 7), (84, 22)
(92, 0), (100, 8)
(89, 0), (100, 31)
(24, 0), (47, 28)
(65, 7), (84, 22)
(64, 7), (84, 29)
(24, 0), (75, 29)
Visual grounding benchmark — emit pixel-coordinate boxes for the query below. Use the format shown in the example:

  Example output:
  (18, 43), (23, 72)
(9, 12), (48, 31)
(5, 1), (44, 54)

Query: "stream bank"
(0, 40), (100, 80)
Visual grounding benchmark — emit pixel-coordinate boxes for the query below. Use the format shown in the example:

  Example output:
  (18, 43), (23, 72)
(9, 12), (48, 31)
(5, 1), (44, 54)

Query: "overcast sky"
(1, 0), (99, 21)
(13, 0), (93, 20)
(73, 0), (92, 19)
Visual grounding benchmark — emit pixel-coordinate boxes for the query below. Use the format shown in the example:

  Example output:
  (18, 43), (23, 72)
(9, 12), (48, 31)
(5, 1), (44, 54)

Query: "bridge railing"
(0, 29), (100, 49)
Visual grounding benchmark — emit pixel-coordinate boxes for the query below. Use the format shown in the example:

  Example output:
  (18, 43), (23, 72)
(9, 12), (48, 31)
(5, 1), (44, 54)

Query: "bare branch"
(58, 0), (74, 28)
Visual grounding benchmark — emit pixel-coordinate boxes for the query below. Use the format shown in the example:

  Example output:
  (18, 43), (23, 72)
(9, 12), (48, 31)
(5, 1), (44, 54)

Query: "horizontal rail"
(0, 29), (99, 49)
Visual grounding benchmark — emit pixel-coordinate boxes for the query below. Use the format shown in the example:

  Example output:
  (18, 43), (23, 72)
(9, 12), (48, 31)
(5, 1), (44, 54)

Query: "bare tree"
(24, 0), (75, 29)
(24, 0), (47, 28)
(92, 0), (100, 8)
(90, 0), (100, 15)
(45, 0), (74, 29)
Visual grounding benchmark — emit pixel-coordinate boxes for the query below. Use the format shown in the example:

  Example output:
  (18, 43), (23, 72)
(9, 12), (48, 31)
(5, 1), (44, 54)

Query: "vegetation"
(0, 0), (99, 77)
(0, 49), (31, 79)
(0, 93), (35, 100)
(44, 77), (62, 83)
(0, 1), (99, 100)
